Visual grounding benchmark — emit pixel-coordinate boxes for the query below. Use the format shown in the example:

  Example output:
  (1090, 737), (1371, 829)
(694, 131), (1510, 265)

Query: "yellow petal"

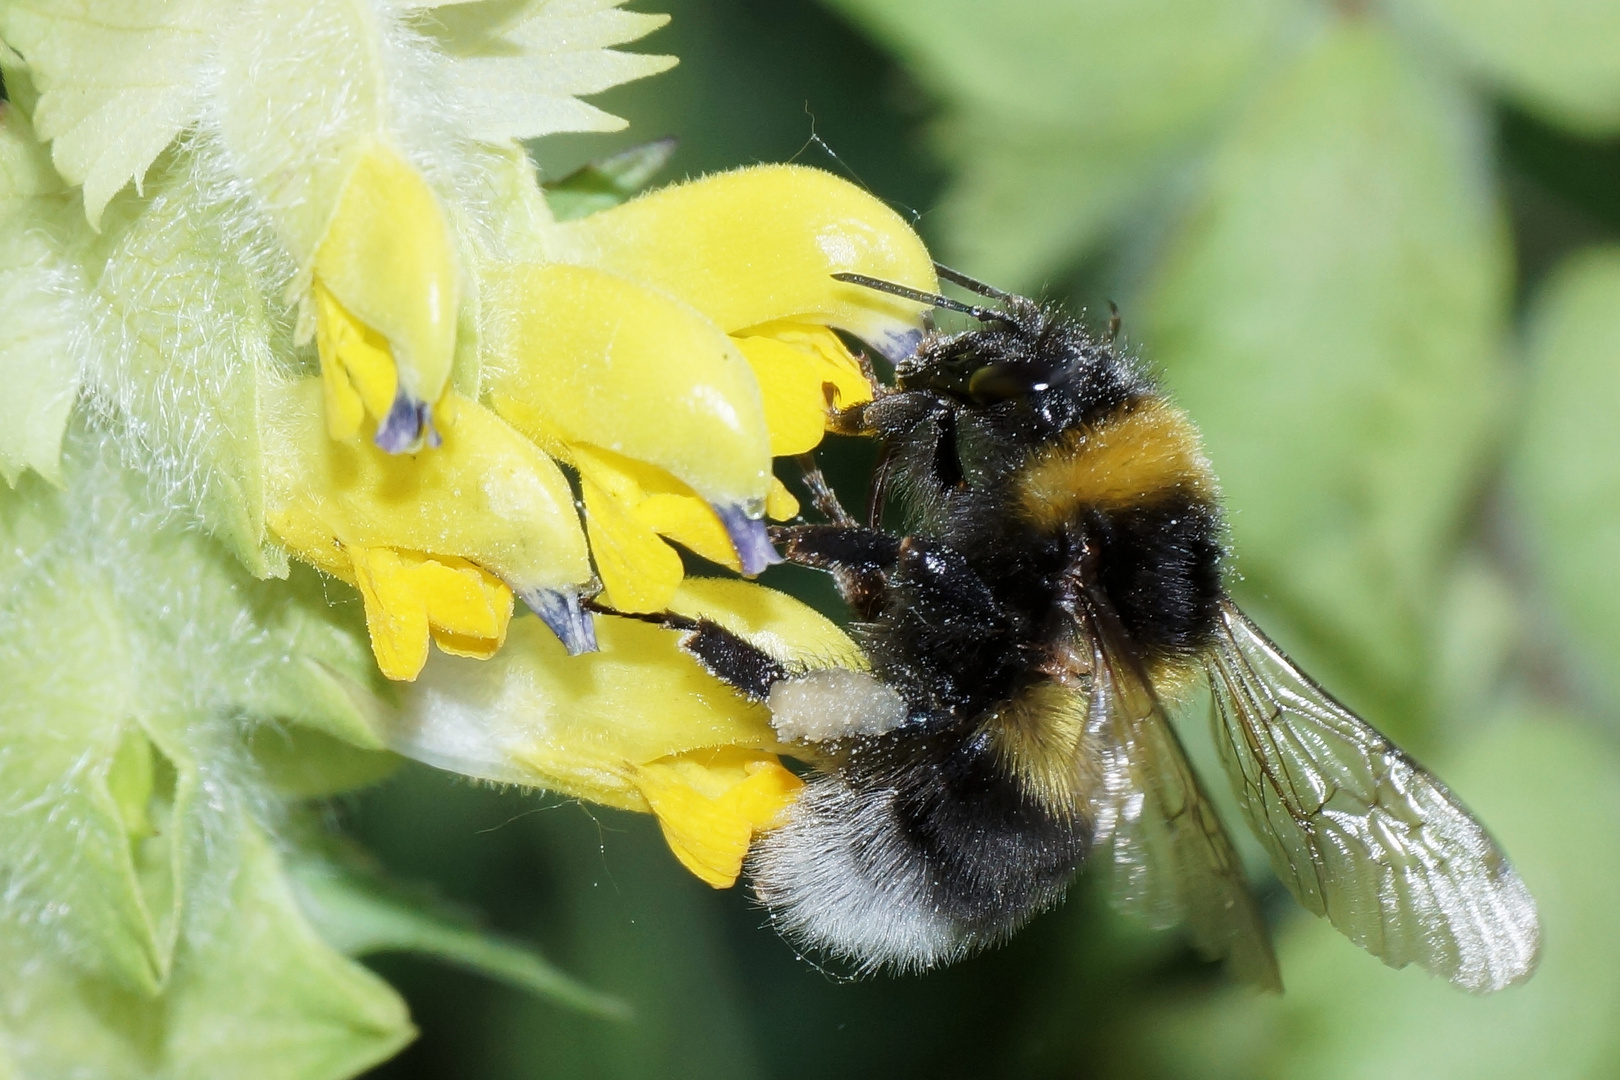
(420, 557), (513, 659)
(748, 321), (876, 411)
(547, 164), (936, 360)
(578, 470), (685, 614)
(265, 378), (591, 601)
(733, 335), (829, 457)
(766, 477), (799, 521)
(483, 261), (770, 512)
(391, 579), (859, 802)
(351, 547), (433, 681)
(313, 281), (397, 443)
(312, 141), (459, 448)
(571, 441), (747, 571)
(397, 615), (793, 809)
(636, 749), (804, 888)
(349, 548), (512, 681)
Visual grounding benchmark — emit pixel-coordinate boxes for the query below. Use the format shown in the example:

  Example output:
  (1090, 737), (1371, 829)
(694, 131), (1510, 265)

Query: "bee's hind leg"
(584, 602), (787, 702)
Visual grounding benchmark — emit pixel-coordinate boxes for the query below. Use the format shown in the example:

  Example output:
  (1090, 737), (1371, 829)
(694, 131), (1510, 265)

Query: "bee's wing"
(1207, 599), (1541, 992)
(1085, 626), (1282, 991)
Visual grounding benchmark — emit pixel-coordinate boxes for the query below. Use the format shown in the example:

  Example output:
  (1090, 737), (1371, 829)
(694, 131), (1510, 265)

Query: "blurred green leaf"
(1515, 246), (1620, 720)
(826, 0), (1295, 134)
(930, 112), (1172, 290)
(1144, 19), (1508, 732)
(0, 818), (413, 1080)
(479, 801), (766, 1080)
(829, 0), (1299, 283)
(290, 846), (625, 1019)
(543, 137), (678, 222)
(1131, 711), (1620, 1080)
(1395, 0), (1620, 136)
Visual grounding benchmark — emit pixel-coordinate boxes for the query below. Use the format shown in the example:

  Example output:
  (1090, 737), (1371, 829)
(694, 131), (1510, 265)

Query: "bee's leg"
(770, 523), (899, 623)
(772, 524), (899, 569)
(586, 603), (786, 701)
(793, 453), (857, 527)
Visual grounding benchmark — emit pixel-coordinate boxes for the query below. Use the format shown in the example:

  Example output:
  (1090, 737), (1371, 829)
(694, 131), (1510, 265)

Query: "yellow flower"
(310, 142), (460, 453)
(483, 163), (938, 613)
(283, 160), (939, 882)
(261, 155), (937, 700)
(393, 577), (867, 888)
(263, 379), (594, 680)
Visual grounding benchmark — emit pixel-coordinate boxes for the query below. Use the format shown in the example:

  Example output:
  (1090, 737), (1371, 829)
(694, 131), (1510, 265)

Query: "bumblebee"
(636, 266), (1541, 992)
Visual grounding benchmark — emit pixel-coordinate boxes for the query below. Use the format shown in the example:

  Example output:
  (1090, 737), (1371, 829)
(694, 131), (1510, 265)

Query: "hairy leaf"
(0, 0), (217, 225)
(0, 434), (392, 994)
(416, 0), (676, 142)
(0, 818), (413, 1080)
(0, 99), (91, 486)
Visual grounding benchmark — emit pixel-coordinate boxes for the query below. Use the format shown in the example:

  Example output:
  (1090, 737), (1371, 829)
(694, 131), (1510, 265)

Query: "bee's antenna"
(933, 263), (1018, 303)
(831, 272), (1002, 323)
(1106, 300), (1122, 355)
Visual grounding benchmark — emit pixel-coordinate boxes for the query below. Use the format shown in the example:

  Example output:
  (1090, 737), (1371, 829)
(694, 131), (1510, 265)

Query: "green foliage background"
(350, 0), (1620, 1076)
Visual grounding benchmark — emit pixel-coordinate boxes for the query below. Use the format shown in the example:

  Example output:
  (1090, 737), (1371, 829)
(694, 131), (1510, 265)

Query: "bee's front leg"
(769, 523), (899, 624)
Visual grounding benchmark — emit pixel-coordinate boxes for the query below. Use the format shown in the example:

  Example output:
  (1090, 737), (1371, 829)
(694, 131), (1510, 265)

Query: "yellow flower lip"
(522, 588), (598, 656)
(713, 503), (782, 577)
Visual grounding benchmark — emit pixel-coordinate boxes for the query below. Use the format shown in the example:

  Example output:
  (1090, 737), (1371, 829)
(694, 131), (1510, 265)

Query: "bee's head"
(895, 298), (1067, 406)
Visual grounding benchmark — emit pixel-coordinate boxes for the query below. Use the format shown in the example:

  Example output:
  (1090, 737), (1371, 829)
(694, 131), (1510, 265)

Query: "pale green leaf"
(0, 818), (414, 1080)
(1394, 0), (1620, 135)
(1515, 247), (1620, 718)
(1143, 20), (1508, 726)
(209, 0), (394, 262)
(1132, 712), (1620, 1080)
(163, 824), (415, 1080)
(231, 567), (396, 751)
(89, 158), (283, 576)
(290, 849), (626, 1016)
(0, 0), (218, 226)
(0, 432), (393, 996)
(0, 101), (91, 486)
(0, 562), (186, 994)
(417, 0), (676, 142)
(249, 726), (401, 797)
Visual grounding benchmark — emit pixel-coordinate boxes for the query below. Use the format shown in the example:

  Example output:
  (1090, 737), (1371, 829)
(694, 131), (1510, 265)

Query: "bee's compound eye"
(968, 362), (1038, 402)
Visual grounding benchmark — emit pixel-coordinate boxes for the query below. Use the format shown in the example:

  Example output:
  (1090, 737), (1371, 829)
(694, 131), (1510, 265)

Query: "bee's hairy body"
(654, 281), (1539, 989)
(750, 299), (1225, 969)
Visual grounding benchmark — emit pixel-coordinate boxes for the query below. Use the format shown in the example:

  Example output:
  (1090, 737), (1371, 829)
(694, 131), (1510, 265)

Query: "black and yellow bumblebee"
(652, 266), (1541, 992)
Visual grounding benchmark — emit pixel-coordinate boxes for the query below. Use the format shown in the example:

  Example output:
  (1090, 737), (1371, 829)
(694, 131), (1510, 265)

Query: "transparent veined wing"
(1084, 618), (1282, 991)
(1206, 599), (1541, 992)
